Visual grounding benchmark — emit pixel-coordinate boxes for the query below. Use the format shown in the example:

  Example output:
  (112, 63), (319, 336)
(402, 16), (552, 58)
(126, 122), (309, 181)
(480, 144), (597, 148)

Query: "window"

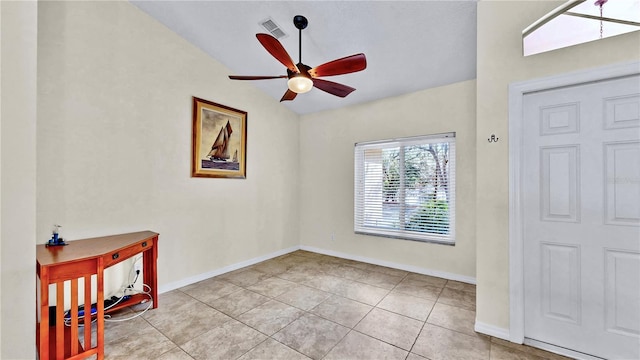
(523, 0), (640, 56)
(354, 133), (456, 244)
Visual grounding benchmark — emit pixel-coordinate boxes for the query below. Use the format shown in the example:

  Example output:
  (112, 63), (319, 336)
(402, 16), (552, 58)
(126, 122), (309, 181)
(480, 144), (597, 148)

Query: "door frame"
(508, 60), (640, 344)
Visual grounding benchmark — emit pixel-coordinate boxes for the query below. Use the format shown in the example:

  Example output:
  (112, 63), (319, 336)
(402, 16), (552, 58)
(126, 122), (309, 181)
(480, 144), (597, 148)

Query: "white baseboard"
(159, 245), (477, 294)
(300, 245), (476, 284)
(474, 321), (510, 341)
(158, 245), (300, 293)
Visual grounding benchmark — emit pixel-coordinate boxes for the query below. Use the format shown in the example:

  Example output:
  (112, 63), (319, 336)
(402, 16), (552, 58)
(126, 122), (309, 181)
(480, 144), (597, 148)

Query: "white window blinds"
(354, 133), (456, 244)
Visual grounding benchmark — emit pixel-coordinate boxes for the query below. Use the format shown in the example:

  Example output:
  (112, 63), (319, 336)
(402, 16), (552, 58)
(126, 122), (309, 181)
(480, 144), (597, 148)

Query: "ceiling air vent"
(260, 18), (287, 39)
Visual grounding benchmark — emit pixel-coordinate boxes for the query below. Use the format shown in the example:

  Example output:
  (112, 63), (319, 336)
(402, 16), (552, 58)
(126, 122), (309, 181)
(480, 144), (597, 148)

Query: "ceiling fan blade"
(229, 75), (287, 80)
(308, 53), (367, 78)
(256, 33), (299, 73)
(280, 89), (298, 102)
(312, 78), (356, 98)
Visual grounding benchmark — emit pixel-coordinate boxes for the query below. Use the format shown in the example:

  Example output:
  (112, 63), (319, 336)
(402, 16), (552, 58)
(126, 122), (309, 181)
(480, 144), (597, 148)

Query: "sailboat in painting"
(201, 120), (239, 170)
(207, 120), (233, 160)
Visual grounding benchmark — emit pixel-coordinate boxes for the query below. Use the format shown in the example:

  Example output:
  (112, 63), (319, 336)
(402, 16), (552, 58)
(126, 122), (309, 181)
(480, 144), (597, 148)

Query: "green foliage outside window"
(405, 200), (449, 234)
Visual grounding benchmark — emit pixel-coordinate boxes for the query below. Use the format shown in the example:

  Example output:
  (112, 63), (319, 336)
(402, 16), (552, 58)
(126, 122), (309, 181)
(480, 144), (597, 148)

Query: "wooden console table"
(36, 231), (159, 360)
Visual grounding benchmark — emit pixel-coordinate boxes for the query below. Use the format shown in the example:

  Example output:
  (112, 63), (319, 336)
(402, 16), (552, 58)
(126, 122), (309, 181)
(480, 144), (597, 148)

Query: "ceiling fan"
(228, 15), (367, 102)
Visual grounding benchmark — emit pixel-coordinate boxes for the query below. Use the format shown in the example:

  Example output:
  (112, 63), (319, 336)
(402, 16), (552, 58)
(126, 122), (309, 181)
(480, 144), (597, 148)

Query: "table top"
(36, 230), (158, 267)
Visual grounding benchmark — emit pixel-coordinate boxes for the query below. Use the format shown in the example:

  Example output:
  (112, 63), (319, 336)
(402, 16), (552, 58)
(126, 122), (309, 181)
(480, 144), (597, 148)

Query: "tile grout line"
(404, 279), (445, 358)
(138, 251), (482, 360)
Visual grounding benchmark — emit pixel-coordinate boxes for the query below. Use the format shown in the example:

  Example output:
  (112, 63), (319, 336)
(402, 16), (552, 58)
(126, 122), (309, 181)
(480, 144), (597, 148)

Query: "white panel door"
(523, 75), (640, 359)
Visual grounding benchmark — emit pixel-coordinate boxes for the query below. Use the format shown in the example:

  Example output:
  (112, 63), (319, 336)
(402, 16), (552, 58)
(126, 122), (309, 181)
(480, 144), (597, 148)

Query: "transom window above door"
(523, 0), (640, 56)
(354, 133), (456, 245)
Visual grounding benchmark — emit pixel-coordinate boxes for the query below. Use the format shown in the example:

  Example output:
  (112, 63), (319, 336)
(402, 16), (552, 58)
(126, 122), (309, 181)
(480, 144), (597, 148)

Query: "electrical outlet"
(331, 232), (335, 242)
(134, 262), (142, 273)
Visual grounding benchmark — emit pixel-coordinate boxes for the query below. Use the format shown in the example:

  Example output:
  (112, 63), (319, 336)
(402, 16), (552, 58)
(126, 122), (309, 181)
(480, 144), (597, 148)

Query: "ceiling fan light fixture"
(287, 75), (313, 93)
(228, 15), (366, 102)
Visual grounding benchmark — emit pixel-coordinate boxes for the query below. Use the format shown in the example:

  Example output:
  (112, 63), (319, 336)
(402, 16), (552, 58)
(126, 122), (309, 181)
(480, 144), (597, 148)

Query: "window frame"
(354, 132), (456, 245)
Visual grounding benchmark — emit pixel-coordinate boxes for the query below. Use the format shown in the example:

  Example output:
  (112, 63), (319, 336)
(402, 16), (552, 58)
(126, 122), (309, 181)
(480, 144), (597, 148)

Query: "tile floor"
(98, 250), (571, 359)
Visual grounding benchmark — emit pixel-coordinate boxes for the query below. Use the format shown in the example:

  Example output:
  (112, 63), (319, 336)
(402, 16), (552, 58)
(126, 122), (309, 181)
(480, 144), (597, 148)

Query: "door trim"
(508, 60), (640, 344)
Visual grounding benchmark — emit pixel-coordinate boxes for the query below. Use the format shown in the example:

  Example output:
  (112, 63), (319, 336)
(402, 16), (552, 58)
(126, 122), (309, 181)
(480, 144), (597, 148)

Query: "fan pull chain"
(595, 0), (608, 39)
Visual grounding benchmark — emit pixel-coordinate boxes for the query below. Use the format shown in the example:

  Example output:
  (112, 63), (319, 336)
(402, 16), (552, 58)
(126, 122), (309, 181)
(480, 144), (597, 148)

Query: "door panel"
(603, 94), (640, 130)
(605, 250), (640, 337)
(540, 146), (580, 222)
(523, 75), (640, 360)
(540, 242), (581, 324)
(604, 141), (640, 226)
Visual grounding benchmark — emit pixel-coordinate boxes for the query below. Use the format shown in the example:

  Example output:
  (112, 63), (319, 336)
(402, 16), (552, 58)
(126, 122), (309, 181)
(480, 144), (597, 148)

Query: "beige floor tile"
(412, 324), (491, 360)
(275, 253), (310, 266)
(333, 279), (390, 306)
(142, 290), (194, 317)
(156, 347), (194, 360)
(250, 258), (296, 275)
(406, 353), (428, 360)
(377, 291), (435, 321)
(272, 313), (349, 360)
(237, 300), (303, 335)
(490, 338), (573, 360)
(491, 343), (547, 360)
(209, 289), (270, 317)
(354, 270), (405, 289)
(437, 287), (476, 311)
(404, 273), (448, 287)
(275, 266), (318, 283)
(427, 302), (476, 336)
(322, 263), (370, 280)
(247, 277), (297, 298)
(102, 313), (148, 343)
(238, 338), (311, 360)
(179, 278), (242, 304)
(181, 319), (267, 360)
(218, 268), (273, 287)
(329, 257), (363, 268)
(305, 273), (352, 293)
(354, 308), (423, 351)
(369, 265), (410, 278)
(102, 321), (176, 359)
(347, 262), (408, 278)
(310, 295), (372, 328)
(445, 280), (476, 293)
(142, 292), (232, 346)
(293, 250), (326, 259)
(82, 310), (150, 349)
(96, 253), (569, 360)
(324, 330), (408, 360)
(393, 280), (443, 300)
(276, 284), (332, 310)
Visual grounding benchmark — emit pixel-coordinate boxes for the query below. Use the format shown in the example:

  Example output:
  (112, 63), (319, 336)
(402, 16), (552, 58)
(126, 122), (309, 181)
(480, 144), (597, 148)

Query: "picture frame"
(191, 97), (247, 178)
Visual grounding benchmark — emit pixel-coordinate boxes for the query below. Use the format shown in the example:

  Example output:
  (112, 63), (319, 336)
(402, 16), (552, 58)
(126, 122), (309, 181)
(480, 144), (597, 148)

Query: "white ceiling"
(131, 1), (478, 115)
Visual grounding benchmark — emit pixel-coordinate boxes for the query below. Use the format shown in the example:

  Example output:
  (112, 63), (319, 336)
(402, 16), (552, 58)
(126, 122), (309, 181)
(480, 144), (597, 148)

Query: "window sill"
(355, 230), (455, 246)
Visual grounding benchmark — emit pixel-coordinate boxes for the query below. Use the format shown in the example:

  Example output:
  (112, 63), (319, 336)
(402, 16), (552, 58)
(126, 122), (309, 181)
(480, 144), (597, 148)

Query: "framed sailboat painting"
(191, 97), (247, 178)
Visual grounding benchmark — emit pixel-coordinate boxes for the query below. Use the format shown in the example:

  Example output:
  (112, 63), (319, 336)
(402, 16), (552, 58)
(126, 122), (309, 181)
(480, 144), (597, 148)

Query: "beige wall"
(476, 0), (640, 330)
(299, 80), (477, 279)
(1, 1), (38, 358)
(37, 0), (300, 294)
(8, 2), (638, 356)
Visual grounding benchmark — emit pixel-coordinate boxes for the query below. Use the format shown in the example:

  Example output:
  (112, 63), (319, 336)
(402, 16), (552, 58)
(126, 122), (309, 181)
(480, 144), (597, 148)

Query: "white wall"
(476, 0), (640, 331)
(0, 1), (38, 358)
(37, 0), (300, 294)
(299, 80), (477, 279)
